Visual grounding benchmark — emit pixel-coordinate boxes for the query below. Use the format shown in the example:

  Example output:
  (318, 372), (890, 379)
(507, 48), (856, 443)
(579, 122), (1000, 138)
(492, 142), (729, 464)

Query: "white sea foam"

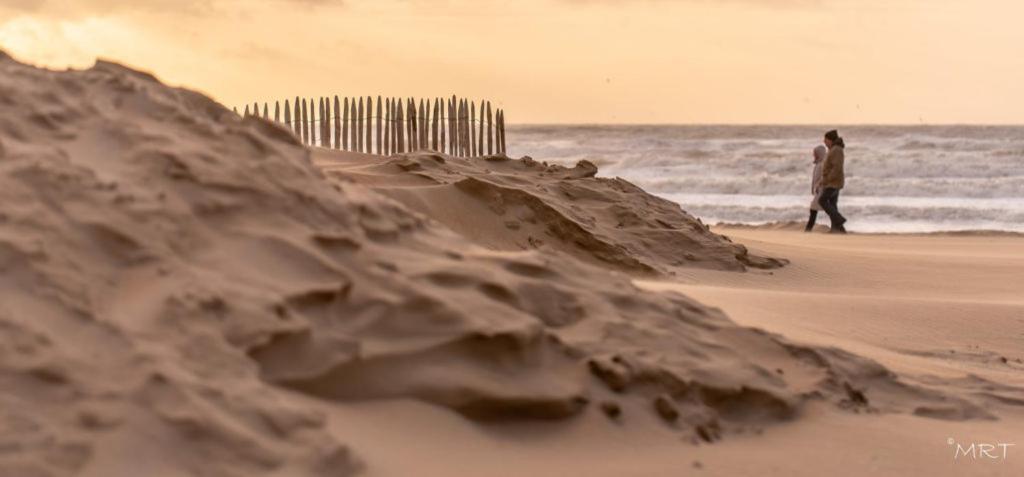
(508, 125), (1024, 233)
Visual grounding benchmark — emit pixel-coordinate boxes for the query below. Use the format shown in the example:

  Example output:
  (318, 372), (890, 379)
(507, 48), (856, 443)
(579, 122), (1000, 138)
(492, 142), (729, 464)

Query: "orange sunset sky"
(1, 0), (1021, 124)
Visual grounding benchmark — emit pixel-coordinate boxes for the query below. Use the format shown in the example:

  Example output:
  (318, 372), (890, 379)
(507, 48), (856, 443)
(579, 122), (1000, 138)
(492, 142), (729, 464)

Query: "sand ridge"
(316, 151), (786, 275)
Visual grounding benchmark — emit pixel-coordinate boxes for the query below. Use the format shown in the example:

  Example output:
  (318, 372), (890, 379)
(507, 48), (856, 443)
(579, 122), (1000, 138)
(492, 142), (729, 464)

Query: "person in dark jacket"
(818, 129), (847, 233)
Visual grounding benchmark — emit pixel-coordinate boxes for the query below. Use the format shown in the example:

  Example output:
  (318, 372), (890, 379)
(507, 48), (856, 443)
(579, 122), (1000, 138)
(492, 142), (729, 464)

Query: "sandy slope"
(314, 150), (784, 274)
(3, 52), (1021, 477)
(321, 229), (1024, 477)
(637, 228), (1024, 475)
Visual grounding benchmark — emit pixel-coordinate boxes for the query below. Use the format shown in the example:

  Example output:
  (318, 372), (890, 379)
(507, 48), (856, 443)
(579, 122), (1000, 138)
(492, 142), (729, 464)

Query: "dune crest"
(0, 53), (992, 476)
(319, 152), (786, 274)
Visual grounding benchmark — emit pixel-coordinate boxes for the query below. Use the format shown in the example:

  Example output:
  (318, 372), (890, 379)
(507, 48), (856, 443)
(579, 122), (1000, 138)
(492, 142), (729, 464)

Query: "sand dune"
(2, 53), (1022, 477)
(315, 151), (785, 274)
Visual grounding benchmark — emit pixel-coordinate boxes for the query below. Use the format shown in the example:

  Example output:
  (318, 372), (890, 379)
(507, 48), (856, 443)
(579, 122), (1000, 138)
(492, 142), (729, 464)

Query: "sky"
(1, 0), (1021, 124)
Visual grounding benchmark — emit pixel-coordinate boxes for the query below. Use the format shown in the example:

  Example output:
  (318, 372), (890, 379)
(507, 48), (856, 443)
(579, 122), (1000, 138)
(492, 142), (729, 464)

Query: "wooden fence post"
(352, 97), (359, 152)
(500, 109), (507, 155)
(452, 97), (460, 156)
(386, 98), (391, 155)
(405, 99), (414, 151)
(376, 96), (383, 154)
(284, 100), (291, 130)
(307, 98), (313, 145)
(477, 100), (483, 156)
(404, 98), (411, 150)
(453, 97), (459, 156)
(462, 99), (469, 157)
(476, 100), (482, 156)
(350, 97), (357, 152)
(297, 98), (304, 144)
(341, 98), (349, 151)
(359, 97), (366, 153)
(407, 97), (413, 152)
(452, 95), (460, 155)
(356, 95), (364, 150)
(398, 99), (406, 153)
(471, 100), (476, 156)
(400, 99), (407, 151)
(455, 99), (462, 157)
(470, 101), (476, 156)
(263, 103), (268, 120)
(413, 99), (420, 151)
(465, 100), (471, 157)
(439, 98), (446, 154)
(417, 98), (424, 150)
(423, 98), (428, 151)
(416, 99), (423, 150)
(366, 96), (371, 153)
(333, 96), (340, 149)
(300, 98), (308, 145)
(457, 99), (464, 157)
(364, 97), (371, 154)
(420, 99), (427, 150)
(387, 98), (393, 154)
(274, 101), (280, 123)
(292, 97), (299, 137)
(317, 98), (323, 147)
(321, 97), (328, 148)
(420, 99), (428, 150)
(390, 98), (396, 153)
(400, 99), (406, 152)
(392, 98), (399, 153)
(419, 99), (426, 150)
(454, 99), (461, 156)
(431, 99), (439, 151)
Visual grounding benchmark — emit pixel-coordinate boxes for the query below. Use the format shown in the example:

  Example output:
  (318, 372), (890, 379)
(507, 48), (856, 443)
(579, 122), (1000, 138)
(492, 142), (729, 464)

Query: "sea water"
(507, 125), (1024, 233)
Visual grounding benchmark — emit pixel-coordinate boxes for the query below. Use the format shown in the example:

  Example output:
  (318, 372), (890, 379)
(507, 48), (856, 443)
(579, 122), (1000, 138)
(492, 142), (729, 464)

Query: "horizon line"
(507, 123), (1024, 127)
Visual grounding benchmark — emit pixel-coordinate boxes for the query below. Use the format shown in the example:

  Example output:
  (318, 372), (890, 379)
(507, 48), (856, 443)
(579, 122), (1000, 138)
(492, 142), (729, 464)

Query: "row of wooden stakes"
(237, 96), (507, 157)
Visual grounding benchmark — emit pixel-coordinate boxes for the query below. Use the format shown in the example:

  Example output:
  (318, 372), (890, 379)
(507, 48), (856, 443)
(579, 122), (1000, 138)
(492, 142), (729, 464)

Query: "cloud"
(556, 0), (825, 7)
(0, 0), (343, 19)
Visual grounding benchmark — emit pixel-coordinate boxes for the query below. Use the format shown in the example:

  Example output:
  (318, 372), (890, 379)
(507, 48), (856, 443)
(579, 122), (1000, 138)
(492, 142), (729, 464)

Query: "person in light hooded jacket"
(818, 129), (847, 233)
(805, 145), (828, 232)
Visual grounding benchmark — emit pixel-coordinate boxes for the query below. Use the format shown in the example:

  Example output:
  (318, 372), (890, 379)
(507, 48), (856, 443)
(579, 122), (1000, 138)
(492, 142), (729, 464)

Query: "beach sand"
(639, 228), (1024, 476)
(319, 228), (1024, 477)
(2, 53), (1022, 476)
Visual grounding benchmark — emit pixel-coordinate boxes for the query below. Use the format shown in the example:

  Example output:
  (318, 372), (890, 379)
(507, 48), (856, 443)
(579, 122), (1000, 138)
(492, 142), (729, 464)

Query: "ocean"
(506, 125), (1024, 233)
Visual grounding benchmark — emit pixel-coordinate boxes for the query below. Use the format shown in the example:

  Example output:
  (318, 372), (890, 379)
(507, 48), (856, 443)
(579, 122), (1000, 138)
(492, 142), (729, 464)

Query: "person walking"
(805, 145), (828, 232)
(818, 129), (847, 233)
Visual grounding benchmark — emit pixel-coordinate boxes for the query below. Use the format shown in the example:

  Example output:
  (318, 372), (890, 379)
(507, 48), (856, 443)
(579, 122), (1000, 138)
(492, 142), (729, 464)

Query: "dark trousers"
(805, 210), (818, 231)
(818, 187), (845, 230)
